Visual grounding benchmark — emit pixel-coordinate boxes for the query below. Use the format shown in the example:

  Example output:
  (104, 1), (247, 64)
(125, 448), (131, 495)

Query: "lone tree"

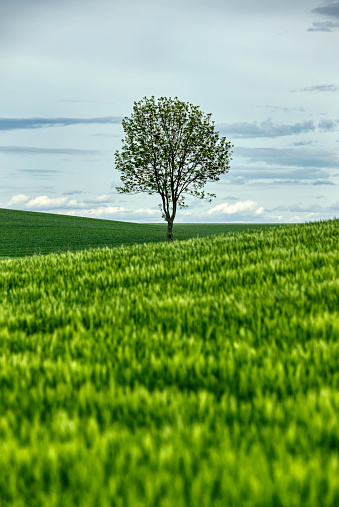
(115, 96), (233, 241)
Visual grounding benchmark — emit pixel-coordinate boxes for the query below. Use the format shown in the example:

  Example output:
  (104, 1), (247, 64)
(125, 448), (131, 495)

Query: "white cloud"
(8, 194), (30, 205)
(6, 194), (120, 212)
(135, 208), (161, 215)
(92, 194), (113, 203)
(305, 212), (316, 219)
(208, 200), (265, 215)
(26, 195), (69, 208)
(267, 214), (283, 220)
(63, 206), (164, 222)
(286, 216), (302, 223)
(67, 199), (81, 206)
(81, 206), (126, 217)
(5, 193), (337, 224)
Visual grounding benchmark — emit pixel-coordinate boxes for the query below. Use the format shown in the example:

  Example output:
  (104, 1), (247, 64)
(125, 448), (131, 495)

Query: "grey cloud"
(292, 84), (338, 92)
(308, 1), (339, 31)
(270, 203), (322, 212)
(0, 146), (101, 155)
(221, 195), (240, 201)
(227, 164), (335, 186)
(0, 117), (122, 131)
(58, 100), (88, 103)
(318, 119), (339, 131)
(307, 20), (339, 31)
(235, 147), (339, 168)
(0, 184), (55, 192)
(311, 2), (339, 18)
(19, 169), (60, 174)
(271, 200), (339, 213)
(328, 200), (339, 210)
(258, 105), (306, 113)
(226, 176), (313, 187)
(262, 179), (334, 186)
(227, 176), (247, 185)
(312, 179), (335, 185)
(91, 133), (120, 138)
(57, 100), (115, 105)
(217, 119), (315, 138)
(291, 141), (316, 146)
(57, 100), (101, 103)
(18, 169), (61, 177)
(62, 190), (84, 195)
(232, 165), (331, 180)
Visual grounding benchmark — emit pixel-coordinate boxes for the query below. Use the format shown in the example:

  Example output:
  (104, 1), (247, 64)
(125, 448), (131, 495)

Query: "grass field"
(0, 208), (280, 258)
(0, 218), (338, 506)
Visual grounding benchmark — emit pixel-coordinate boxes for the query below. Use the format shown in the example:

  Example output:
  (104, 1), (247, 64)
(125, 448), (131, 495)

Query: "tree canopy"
(115, 96), (233, 241)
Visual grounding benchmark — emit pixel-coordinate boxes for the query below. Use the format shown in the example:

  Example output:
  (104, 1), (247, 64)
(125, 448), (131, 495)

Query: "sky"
(1, 0), (338, 223)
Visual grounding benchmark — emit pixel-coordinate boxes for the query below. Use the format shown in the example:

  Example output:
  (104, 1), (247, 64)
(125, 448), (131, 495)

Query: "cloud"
(312, 179), (335, 185)
(247, 179), (334, 186)
(7, 194), (81, 210)
(6, 192), (338, 225)
(5, 193), (149, 220)
(204, 200), (274, 223)
(77, 194), (120, 205)
(229, 165), (333, 182)
(135, 208), (161, 215)
(292, 85), (338, 92)
(218, 117), (338, 138)
(0, 146), (100, 155)
(26, 196), (71, 208)
(91, 194), (114, 203)
(318, 119), (339, 131)
(271, 200), (339, 213)
(328, 200), (339, 210)
(91, 133), (120, 138)
(0, 117), (122, 131)
(235, 147), (339, 168)
(308, 1), (339, 31)
(311, 2), (339, 19)
(273, 204), (320, 213)
(208, 200), (264, 216)
(63, 206), (162, 222)
(291, 141), (316, 146)
(62, 190), (83, 195)
(64, 207), (164, 222)
(7, 194), (119, 212)
(8, 194), (30, 205)
(70, 206), (127, 217)
(257, 105), (306, 113)
(17, 169), (61, 177)
(217, 118), (315, 138)
(57, 100), (102, 103)
(5, 192), (171, 223)
(307, 20), (339, 31)
(57, 100), (115, 104)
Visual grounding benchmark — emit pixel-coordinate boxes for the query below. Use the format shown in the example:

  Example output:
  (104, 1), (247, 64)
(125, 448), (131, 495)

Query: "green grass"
(0, 208), (280, 258)
(0, 219), (338, 506)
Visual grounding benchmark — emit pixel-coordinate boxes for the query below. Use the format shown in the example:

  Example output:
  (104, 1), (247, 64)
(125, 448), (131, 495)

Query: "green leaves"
(115, 96), (233, 224)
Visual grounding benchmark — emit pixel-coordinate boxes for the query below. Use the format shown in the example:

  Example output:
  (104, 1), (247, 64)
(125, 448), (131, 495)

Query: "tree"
(115, 96), (233, 241)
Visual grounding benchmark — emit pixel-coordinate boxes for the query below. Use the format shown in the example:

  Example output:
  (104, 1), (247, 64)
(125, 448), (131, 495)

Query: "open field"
(0, 208), (280, 258)
(0, 219), (338, 506)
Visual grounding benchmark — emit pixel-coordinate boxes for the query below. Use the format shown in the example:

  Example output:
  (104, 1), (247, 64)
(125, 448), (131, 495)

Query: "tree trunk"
(167, 219), (174, 242)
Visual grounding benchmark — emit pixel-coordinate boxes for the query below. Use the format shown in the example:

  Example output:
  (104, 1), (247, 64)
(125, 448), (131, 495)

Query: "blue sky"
(1, 0), (338, 223)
